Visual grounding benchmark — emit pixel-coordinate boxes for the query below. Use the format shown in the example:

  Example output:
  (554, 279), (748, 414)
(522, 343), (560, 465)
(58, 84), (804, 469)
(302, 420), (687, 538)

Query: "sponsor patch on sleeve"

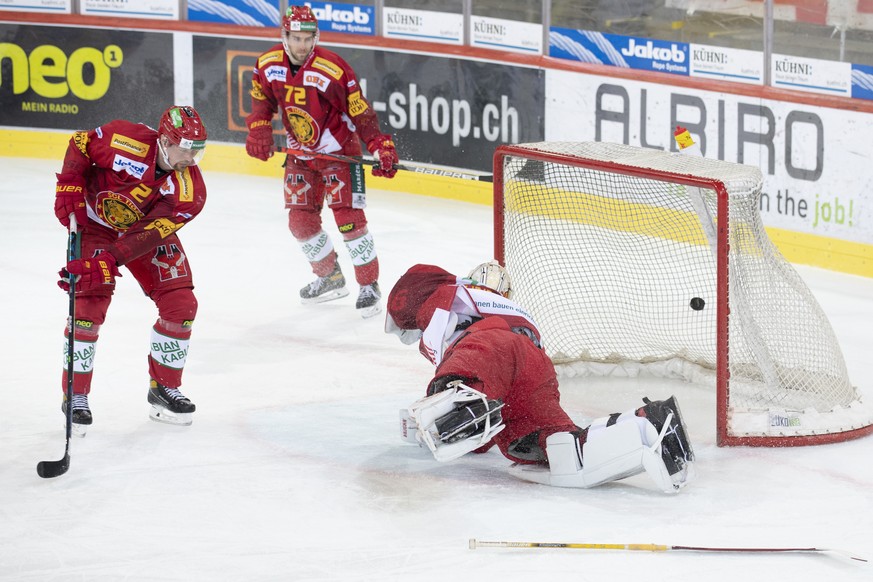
(250, 79), (267, 101)
(145, 217), (181, 238)
(312, 57), (343, 80)
(72, 131), (90, 157)
(348, 90), (369, 116)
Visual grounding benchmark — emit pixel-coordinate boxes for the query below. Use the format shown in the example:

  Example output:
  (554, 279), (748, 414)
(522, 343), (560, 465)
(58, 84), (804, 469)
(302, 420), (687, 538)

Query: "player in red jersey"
(386, 262), (696, 493)
(54, 105), (209, 434)
(244, 5), (398, 319)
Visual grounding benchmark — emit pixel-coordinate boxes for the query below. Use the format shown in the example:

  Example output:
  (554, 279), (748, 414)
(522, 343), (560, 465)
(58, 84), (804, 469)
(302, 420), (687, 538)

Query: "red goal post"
(493, 142), (873, 447)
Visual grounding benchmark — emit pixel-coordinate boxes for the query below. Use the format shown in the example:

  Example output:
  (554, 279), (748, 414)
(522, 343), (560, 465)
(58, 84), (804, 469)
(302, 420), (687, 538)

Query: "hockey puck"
(690, 297), (705, 311)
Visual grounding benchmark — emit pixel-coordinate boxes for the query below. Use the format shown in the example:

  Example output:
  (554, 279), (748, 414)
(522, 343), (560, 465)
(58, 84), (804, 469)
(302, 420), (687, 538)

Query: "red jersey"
(247, 43), (386, 155)
(433, 317), (577, 462)
(58, 120), (207, 265)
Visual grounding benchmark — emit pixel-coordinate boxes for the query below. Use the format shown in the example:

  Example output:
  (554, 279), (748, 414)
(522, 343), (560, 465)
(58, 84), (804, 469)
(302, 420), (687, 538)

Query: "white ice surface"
(1, 156), (872, 581)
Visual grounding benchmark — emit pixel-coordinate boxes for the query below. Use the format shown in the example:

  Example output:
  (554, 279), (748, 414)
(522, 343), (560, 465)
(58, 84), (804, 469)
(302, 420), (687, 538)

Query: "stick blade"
(37, 454), (70, 479)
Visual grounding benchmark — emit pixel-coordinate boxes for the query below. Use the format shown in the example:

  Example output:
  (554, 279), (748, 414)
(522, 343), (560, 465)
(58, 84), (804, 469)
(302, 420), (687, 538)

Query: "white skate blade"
(358, 302), (382, 319)
(70, 422), (88, 438)
(300, 287), (350, 305)
(149, 404), (193, 426)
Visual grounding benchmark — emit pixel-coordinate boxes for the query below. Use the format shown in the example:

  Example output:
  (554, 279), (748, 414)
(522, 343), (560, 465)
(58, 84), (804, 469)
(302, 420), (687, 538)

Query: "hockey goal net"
(494, 141), (873, 446)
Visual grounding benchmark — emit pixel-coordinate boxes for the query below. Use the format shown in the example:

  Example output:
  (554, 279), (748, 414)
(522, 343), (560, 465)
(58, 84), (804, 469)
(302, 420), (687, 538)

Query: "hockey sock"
(298, 230), (338, 277)
(62, 320), (99, 395)
(148, 318), (192, 388)
(343, 228), (378, 285)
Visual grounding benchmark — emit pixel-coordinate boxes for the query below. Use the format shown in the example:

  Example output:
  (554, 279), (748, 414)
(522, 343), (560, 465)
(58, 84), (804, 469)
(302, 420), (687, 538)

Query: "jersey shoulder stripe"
(311, 56), (343, 81)
(258, 49), (285, 68)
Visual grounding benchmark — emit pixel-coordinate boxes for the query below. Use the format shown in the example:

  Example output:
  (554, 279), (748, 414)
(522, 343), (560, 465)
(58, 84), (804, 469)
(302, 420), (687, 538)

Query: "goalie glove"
(368, 136), (398, 179)
(406, 381), (505, 462)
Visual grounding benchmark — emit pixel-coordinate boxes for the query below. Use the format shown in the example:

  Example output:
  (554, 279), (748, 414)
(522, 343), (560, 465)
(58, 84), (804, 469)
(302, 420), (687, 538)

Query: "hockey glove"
(245, 121), (274, 161)
(369, 137), (398, 179)
(54, 173), (88, 228)
(59, 252), (120, 292)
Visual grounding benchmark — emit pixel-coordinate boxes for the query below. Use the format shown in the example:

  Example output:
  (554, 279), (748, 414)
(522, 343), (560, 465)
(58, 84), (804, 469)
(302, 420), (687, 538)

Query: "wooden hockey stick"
(274, 146), (493, 182)
(468, 539), (868, 562)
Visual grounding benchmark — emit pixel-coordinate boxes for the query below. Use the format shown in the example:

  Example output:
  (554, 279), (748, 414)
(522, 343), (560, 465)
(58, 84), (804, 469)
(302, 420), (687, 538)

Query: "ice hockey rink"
(2, 155), (872, 581)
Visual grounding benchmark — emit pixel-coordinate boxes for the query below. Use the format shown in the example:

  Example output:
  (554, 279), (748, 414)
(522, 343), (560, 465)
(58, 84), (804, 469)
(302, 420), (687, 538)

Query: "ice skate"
(300, 262), (349, 304)
(61, 393), (92, 437)
(356, 281), (382, 318)
(148, 379), (195, 426)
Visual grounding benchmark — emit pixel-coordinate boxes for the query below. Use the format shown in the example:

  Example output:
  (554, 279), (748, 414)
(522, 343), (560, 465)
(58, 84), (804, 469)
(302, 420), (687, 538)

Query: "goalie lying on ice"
(386, 263), (695, 493)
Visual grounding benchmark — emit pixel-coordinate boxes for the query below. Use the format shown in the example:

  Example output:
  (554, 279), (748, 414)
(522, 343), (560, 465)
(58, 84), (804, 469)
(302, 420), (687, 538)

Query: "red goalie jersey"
(246, 43), (387, 156)
(58, 120), (207, 265)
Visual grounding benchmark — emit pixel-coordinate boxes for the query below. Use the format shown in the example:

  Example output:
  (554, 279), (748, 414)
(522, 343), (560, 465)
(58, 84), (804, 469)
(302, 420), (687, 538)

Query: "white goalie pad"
(404, 382), (505, 462)
(510, 413), (694, 493)
(399, 408), (419, 443)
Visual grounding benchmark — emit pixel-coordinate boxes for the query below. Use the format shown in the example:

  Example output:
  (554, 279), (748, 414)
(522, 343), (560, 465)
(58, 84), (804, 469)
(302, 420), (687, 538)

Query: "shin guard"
(298, 230), (338, 277)
(61, 320), (99, 396)
(343, 228), (378, 285)
(148, 319), (192, 388)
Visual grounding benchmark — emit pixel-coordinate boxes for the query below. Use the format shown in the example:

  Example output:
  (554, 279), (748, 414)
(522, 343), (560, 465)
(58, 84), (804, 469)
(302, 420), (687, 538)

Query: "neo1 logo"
(0, 43), (124, 100)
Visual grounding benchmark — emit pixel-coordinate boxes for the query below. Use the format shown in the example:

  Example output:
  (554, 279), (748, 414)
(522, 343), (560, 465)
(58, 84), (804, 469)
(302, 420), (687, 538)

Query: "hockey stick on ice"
(274, 146), (493, 182)
(468, 539), (868, 562)
(37, 214), (79, 479)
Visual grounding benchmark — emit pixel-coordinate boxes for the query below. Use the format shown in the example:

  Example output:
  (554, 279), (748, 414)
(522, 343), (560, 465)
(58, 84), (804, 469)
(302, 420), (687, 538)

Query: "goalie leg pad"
(407, 382), (505, 462)
(510, 424), (653, 489)
(510, 399), (695, 493)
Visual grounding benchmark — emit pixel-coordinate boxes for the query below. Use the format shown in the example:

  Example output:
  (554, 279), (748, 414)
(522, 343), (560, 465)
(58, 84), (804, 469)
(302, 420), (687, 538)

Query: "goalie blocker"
(401, 387), (694, 493)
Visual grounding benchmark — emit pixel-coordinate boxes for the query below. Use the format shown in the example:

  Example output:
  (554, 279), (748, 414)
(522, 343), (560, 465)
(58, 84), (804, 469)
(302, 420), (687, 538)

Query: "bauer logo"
(305, 2), (375, 35)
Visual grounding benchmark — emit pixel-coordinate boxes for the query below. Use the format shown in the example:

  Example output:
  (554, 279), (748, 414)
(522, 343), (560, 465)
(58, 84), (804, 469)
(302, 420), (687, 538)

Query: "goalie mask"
(282, 5), (319, 65)
(157, 105), (207, 169)
(466, 260), (512, 298)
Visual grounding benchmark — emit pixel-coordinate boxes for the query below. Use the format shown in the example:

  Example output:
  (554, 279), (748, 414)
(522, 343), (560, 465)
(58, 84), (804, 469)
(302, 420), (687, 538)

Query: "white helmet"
(466, 260), (512, 298)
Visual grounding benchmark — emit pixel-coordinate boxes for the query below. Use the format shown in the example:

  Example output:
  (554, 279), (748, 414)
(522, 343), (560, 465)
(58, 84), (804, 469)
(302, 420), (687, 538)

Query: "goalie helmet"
(466, 260), (512, 298)
(282, 5), (319, 64)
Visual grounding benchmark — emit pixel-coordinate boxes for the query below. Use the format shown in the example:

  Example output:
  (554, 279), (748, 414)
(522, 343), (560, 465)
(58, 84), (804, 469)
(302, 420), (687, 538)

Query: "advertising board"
(0, 23), (174, 129)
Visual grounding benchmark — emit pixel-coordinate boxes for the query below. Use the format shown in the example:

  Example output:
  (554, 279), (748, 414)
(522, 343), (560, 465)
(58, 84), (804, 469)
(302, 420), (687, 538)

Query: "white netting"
(497, 141), (871, 443)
